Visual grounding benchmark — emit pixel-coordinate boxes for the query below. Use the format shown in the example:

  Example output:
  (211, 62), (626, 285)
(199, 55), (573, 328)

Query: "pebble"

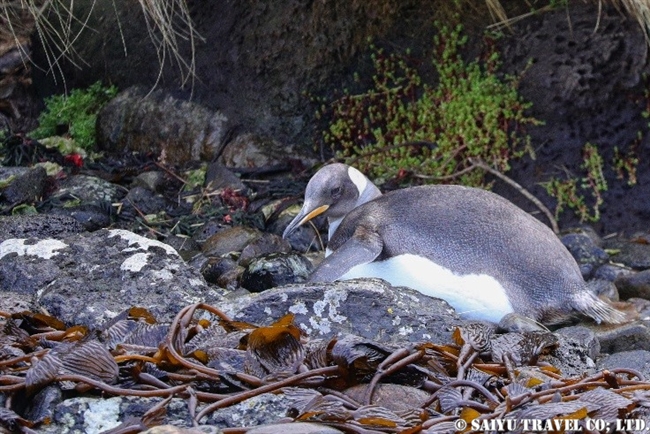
(50, 204), (113, 231)
(202, 225), (262, 257)
(201, 256), (241, 285)
(240, 252), (312, 292)
(239, 232), (292, 267)
(561, 230), (609, 278)
(592, 262), (634, 282)
(54, 174), (124, 204)
(123, 186), (169, 215)
(344, 383), (431, 411)
(219, 133), (300, 169)
(587, 279), (619, 301)
(1, 165), (47, 204)
(589, 321), (650, 354)
(615, 269), (650, 300)
(604, 239), (650, 270)
(204, 161), (247, 191)
(132, 170), (166, 192)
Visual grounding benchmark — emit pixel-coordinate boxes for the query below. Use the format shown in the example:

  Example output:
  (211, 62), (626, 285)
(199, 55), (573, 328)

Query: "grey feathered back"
(328, 184), (621, 324)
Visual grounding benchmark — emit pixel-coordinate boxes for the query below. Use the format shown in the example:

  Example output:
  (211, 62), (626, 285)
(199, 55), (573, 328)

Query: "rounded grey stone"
(598, 349), (650, 380)
(247, 423), (343, 434)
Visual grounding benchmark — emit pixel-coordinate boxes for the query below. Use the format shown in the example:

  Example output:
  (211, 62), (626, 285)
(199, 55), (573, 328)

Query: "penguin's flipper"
(308, 227), (383, 282)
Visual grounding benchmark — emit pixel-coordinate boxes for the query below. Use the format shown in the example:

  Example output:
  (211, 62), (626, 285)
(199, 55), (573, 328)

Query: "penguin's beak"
(282, 204), (329, 238)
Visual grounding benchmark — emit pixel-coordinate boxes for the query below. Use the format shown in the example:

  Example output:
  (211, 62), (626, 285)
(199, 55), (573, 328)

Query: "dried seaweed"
(2, 305), (650, 433)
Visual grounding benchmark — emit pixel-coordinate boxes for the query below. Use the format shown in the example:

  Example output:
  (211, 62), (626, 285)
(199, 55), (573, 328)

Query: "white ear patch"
(347, 166), (368, 196)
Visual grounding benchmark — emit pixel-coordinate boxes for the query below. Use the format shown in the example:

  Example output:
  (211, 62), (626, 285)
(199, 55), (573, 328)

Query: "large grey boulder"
(96, 86), (229, 165)
(0, 228), (222, 328)
(220, 278), (462, 344)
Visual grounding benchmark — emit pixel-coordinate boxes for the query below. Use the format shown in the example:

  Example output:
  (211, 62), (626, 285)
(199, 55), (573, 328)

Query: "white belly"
(339, 254), (514, 323)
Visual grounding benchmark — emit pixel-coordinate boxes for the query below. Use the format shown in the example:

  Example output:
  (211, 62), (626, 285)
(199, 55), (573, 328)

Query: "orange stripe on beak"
(297, 204), (329, 226)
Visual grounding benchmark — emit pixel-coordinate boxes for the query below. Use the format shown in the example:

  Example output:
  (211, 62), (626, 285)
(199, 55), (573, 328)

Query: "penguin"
(283, 163), (624, 325)
(282, 163), (382, 243)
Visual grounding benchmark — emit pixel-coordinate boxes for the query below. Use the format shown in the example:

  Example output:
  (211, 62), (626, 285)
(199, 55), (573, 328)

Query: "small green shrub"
(542, 143), (607, 223)
(612, 143), (638, 186)
(31, 81), (118, 150)
(320, 22), (541, 187)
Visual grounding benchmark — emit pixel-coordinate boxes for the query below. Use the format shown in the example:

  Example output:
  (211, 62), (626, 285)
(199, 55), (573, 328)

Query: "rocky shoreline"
(1, 1), (650, 430)
(2, 152), (650, 432)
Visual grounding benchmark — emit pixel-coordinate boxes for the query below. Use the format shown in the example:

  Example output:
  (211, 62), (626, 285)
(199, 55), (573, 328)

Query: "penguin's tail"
(572, 291), (626, 324)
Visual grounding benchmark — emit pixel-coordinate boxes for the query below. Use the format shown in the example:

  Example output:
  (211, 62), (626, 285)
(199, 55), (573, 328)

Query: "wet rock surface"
(598, 350), (650, 379)
(547, 326), (601, 376)
(616, 270), (650, 300)
(36, 395), (223, 434)
(590, 321), (650, 354)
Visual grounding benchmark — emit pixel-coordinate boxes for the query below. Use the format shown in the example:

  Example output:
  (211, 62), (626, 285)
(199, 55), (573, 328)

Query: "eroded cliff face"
(29, 0), (427, 144)
(22, 0), (650, 234)
(495, 4), (650, 235)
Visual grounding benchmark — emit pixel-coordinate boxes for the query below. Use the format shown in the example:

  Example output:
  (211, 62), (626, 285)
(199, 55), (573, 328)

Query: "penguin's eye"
(330, 186), (342, 199)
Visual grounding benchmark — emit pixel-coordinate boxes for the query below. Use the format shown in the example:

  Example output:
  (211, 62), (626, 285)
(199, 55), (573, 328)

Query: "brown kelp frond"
(3, 308), (650, 432)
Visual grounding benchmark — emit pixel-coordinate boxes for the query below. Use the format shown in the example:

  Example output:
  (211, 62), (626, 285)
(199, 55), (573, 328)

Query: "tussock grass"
(0, 0), (201, 92)
(1, 0), (649, 95)
(486, 0), (650, 42)
(611, 0), (650, 42)
(136, 0), (200, 91)
(0, 1), (36, 55)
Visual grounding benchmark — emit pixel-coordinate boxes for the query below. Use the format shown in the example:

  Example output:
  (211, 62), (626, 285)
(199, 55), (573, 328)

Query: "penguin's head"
(282, 163), (381, 239)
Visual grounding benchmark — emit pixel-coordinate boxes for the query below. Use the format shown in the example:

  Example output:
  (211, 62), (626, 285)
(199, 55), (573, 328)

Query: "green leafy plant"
(321, 22), (540, 187)
(182, 165), (208, 193)
(31, 81), (118, 150)
(11, 204), (38, 215)
(612, 143), (639, 186)
(542, 143), (608, 223)
(542, 178), (586, 222)
(541, 67), (645, 223)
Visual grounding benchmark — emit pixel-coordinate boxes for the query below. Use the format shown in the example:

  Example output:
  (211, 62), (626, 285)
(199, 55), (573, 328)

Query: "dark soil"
(494, 4), (650, 236)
